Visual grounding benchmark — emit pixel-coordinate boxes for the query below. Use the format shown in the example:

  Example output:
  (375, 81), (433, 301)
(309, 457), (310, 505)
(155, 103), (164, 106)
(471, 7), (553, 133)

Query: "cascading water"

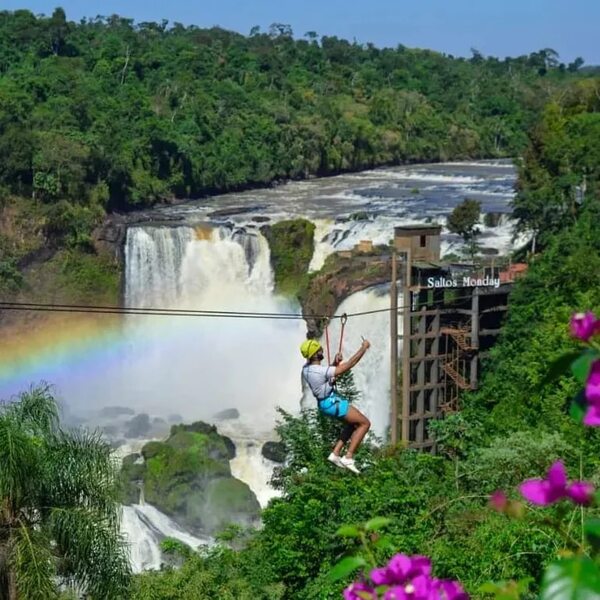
(218, 420), (282, 508)
(121, 501), (212, 573)
(120, 225), (304, 423)
(309, 219), (336, 272)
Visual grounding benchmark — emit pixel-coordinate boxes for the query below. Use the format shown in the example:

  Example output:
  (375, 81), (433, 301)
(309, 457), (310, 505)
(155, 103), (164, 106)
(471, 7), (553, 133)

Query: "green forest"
(0, 9), (594, 254)
(1, 6), (600, 600)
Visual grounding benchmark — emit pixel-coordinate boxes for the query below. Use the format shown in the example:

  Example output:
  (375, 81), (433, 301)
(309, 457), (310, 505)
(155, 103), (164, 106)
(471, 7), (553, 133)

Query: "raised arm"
(334, 339), (370, 376)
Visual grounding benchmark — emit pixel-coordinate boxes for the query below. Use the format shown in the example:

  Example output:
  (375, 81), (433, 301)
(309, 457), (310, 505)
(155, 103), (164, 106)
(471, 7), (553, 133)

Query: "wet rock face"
(300, 251), (391, 337)
(98, 406), (136, 418)
(124, 414), (152, 439)
(120, 421), (259, 535)
(213, 408), (240, 421)
(261, 441), (286, 463)
(92, 215), (127, 260)
(208, 205), (266, 218)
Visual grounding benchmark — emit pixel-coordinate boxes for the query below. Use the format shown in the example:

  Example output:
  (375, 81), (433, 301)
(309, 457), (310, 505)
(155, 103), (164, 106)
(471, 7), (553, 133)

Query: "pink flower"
(367, 554), (468, 599)
(489, 490), (508, 512)
(519, 460), (594, 506)
(583, 404), (600, 426)
(436, 580), (469, 600)
(586, 361), (600, 404)
(583, 362), (600, 426)
(566, 481), (595, 505)
(371, 554), (432, 587)
(344, 581), (377, 600)
(383, 586), (409, 600)
(570, 312), (600, 341)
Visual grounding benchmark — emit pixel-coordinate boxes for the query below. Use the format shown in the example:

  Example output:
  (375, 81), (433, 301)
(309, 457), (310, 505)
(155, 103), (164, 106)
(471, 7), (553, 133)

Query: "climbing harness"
(315, 312), (349, 416)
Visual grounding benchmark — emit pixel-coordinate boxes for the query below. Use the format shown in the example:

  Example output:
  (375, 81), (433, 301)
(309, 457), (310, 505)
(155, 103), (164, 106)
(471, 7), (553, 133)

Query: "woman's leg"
(332, 422), (356, 456)
(342, 406), (371, 458)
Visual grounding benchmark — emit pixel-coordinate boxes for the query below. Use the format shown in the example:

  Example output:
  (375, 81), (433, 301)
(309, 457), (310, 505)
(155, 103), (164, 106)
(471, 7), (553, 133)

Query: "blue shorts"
(318, 392), (349, 418)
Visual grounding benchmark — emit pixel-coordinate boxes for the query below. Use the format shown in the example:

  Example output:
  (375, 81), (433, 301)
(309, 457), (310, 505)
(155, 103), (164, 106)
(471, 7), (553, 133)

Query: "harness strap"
(338, 313), (348, 355)
(302, 364), (342, 417)
(324, 319), (331, 365)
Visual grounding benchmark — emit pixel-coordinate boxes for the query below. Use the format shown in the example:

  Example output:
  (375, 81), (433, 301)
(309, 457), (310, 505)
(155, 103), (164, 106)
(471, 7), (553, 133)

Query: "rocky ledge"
(299, 248), (392, 337)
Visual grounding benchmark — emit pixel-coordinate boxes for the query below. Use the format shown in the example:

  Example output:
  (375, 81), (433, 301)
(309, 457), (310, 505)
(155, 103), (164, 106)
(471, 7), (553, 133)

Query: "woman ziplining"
(300, 316), (371, 474)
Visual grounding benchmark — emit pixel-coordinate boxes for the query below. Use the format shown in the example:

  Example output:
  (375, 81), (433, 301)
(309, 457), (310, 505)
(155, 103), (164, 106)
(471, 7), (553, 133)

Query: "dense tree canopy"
(0, 8), (591, 216)
(512, 79), (600, 252)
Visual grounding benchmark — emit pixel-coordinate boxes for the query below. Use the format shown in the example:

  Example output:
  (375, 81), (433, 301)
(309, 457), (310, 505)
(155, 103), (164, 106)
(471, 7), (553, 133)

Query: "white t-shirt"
(302, 364), (337, 400)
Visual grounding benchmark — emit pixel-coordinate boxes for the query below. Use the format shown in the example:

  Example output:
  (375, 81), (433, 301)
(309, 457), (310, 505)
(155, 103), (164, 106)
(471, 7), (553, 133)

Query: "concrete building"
(394, 225), (442, 262)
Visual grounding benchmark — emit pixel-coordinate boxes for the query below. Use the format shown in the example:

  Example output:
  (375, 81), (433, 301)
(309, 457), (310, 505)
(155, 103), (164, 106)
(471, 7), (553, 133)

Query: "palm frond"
(50, 507), (131, 599)
(0, 416), (40, 508)
(42, 429), (120, 520)
(10, 518), (58, 600)
(3, 384), (59, 436)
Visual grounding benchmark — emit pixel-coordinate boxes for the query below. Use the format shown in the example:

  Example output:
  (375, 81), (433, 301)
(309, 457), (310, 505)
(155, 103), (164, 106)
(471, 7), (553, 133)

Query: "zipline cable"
(0, 289), (478, 321)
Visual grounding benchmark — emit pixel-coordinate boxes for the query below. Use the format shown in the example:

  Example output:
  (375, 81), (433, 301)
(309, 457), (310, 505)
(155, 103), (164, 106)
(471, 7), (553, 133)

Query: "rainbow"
(0, 311), (178, 400)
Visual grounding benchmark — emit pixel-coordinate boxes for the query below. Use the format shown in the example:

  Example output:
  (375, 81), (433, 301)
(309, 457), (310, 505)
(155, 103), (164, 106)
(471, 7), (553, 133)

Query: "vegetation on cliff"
(512, 79), (600, 253)
(261, 219), (315, 297)
(0, 195), (121, 307)
(299, 245), (390, 334)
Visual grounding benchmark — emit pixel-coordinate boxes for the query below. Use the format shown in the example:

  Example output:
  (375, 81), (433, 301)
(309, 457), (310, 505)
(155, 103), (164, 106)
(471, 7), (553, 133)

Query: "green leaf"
(336, 525), (361, 538)
(540, 558), (600, 600)
(364, 517), (392, 532)
(542, 352), (581, 386)
(569, 390), (587, 423)
(373, 536), (395, 551)
(584, 518), (600, 550)
(478, 582), (500, 593)
(571, 351), (596, 385)
(327, 556), (367, 583)
(478, 579), (532, 599)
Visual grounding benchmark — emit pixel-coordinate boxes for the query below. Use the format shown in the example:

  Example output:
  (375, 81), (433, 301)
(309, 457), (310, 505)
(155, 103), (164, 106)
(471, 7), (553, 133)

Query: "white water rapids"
(121, 502), (212, 573)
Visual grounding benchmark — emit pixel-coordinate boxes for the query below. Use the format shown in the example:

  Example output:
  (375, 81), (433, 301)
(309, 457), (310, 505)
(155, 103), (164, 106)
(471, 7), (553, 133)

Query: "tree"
(446, 198), (482, 261)
(568, 57), (585, 73)
(0, 386), (130, 599)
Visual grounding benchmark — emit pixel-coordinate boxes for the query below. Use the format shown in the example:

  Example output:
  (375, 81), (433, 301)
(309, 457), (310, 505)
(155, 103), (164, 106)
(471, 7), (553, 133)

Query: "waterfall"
(117, 224), (305, 559)
(217, 420), (282, 508)
(309, 219), (335, 272)
(121, 503), (212, 573)
(121, 225), (305, 426)
(125, 227), (195, 308)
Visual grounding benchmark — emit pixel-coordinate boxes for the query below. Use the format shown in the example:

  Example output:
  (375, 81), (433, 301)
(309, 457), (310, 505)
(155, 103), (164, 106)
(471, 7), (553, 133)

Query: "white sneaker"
(327, 453), (345, 470)
(340, 456), (360, 474)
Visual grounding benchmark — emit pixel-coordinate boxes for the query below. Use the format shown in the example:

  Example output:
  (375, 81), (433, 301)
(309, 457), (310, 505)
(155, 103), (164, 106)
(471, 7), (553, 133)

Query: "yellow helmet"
(300, 339), (322, 360)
